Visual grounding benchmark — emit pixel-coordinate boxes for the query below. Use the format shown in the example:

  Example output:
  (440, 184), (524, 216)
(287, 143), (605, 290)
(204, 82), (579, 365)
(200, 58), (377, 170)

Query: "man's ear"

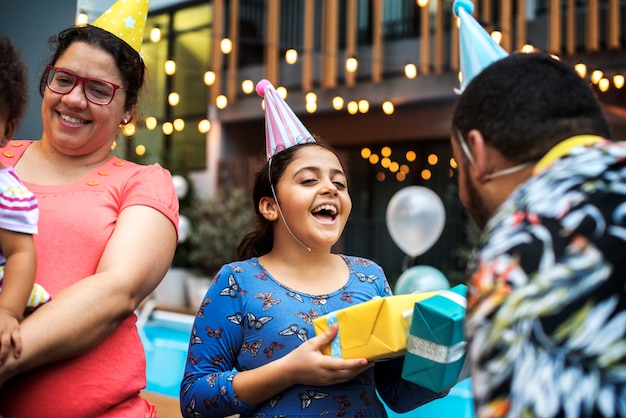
(0, 119), (16, 147)
(466, 129), (489, 182)
(259, 196), (279, 221)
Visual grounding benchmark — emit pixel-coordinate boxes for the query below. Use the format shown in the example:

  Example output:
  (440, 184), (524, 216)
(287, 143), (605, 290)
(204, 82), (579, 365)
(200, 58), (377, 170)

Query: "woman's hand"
(0, 309), (21, 365)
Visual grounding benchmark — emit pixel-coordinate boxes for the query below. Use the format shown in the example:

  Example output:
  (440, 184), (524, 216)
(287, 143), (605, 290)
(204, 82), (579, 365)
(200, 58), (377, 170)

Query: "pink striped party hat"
(256, 79), (315, 159)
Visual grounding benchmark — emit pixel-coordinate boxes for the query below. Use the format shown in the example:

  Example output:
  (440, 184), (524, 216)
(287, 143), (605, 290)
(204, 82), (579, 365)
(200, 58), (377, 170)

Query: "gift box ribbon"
(406, 289), (467, 364)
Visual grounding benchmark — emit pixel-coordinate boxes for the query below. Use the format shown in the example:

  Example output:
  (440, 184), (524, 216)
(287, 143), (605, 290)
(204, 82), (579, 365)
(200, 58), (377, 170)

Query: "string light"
(216, 95), (228, 109)
(285, 48), (298, 64)
(598, 77), (610, 92)
(241, 79), (254, 94)
(614, 75), (625, 89)
(404, 63), (417, 79)
(135, 144), (146, 156)
(168, 92), (180, 106)
(198, 119), (211, 133)
(162, 122), (174, 135)
(173, 118), (185, 131)
(220, 38), (232, 54)
(150, 25), (162, 43)
(164, 60), (176, 76)
(382, 101), (394, 115)
(345, 57), (358, 73)
(591, 70), (604, 84)
(358, 99), (369, 113)
(204, 71), (216, 86)
(347, 101), (358, 115)
(145, 116), (157, 130)
(332, 96), (344, 110)
(574, 63), (587, 78)
(76, 11), (89, 26)
(490, 31), (502, 45)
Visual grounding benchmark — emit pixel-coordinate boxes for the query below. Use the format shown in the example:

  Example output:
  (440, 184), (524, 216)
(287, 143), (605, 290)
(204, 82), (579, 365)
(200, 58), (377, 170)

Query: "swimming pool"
(138, 307), (474, 417)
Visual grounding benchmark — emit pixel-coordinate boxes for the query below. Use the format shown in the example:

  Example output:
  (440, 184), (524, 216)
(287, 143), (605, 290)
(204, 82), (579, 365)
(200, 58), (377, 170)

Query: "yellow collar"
(533, 135), (604, 174)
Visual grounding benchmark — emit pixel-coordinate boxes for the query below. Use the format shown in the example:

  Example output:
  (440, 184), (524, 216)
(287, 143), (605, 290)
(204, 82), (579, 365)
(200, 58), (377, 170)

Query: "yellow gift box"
(312, 292), (438, 361)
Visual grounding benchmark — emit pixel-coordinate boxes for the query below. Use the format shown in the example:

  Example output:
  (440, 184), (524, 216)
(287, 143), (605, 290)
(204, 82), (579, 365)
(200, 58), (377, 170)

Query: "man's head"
(452, 52), (611, 165)
(451, 52), (611, 228)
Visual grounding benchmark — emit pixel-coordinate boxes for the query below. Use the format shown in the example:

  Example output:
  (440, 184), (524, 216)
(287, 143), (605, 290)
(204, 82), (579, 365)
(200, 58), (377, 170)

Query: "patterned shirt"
(466, 136), (626, 417)
(0, 165), (38, 286)
(181, 255), (441, 417)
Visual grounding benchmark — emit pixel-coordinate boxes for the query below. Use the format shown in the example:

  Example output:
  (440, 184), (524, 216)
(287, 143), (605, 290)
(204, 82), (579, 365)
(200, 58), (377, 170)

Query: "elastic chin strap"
(483, 161), (533, 180)
(268, 159), (312, 252)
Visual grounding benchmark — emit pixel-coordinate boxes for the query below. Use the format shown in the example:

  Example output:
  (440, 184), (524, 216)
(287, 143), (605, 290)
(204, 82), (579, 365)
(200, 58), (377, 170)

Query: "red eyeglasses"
(45, 66), (123, 105)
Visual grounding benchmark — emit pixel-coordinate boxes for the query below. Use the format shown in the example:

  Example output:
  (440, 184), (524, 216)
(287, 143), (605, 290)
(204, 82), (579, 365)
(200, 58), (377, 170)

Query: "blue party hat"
(453, 0), (508, 93)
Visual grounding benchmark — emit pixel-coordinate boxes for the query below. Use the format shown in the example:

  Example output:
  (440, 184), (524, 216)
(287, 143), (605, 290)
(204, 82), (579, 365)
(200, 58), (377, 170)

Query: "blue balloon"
(394, 265), (450, 294)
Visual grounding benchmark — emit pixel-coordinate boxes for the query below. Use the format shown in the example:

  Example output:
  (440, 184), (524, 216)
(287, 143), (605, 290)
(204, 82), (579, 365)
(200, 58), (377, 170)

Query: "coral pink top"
(0, 141), (179, 417)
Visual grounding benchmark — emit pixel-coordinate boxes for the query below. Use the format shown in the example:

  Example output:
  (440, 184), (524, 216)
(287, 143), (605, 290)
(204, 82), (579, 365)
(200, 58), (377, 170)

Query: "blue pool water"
(139, 310), (474, 417)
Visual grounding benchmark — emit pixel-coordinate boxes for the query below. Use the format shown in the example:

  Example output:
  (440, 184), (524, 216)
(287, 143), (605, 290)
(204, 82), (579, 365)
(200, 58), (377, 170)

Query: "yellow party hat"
(92, 0), (150, 53)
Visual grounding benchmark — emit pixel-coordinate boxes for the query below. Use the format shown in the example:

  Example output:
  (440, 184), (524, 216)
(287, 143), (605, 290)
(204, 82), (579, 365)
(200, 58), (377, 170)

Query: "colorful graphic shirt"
(466, 136), (626, 417)
(181, 255), (440, 417)
(0, 165), (38, 285)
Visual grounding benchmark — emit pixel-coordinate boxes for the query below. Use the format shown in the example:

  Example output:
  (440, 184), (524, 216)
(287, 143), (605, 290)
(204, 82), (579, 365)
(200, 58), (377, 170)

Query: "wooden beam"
(371, 0), (383, 82)
(265, 0), (280, 83)
(226, 0), (240, 102)
(302, 0), (315, 91)
(346, 0), (357, 86)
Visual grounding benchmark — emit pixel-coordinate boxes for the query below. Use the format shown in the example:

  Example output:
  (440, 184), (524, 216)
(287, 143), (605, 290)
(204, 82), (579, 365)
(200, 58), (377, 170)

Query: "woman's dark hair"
(0, 36), (28, 124)
(39, 25), (145, 112)
(237, 141), (347, 260)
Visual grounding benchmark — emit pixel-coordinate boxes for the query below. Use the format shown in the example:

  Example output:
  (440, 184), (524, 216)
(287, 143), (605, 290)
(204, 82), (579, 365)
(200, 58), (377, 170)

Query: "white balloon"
(172, 175), (189, 199)
(178, 215), (191, 243)
(385, 186), (445, 257)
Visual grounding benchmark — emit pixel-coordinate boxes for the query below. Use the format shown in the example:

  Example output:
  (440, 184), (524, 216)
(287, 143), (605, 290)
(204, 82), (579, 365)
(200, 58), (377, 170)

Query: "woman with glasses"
(0, 16), (179, 418)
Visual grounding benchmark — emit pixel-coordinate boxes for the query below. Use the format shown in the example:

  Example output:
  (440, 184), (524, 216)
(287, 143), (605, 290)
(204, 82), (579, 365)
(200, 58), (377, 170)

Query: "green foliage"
(186, 188), (254, 276)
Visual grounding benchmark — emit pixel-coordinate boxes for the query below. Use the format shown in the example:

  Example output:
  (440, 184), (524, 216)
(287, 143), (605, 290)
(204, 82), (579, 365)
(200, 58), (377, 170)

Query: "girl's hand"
(284, 324), (374, 386)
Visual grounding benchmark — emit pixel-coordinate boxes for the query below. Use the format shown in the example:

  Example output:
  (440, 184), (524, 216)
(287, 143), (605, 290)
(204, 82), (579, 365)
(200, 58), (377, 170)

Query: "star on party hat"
(92, 0), (150, 53)
(256, 79), (315, 160)
(453, 0), (508, 93)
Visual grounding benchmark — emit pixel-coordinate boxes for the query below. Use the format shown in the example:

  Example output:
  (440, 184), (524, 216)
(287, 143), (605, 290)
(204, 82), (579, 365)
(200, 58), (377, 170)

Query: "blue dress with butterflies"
(180, 255), (441, 417)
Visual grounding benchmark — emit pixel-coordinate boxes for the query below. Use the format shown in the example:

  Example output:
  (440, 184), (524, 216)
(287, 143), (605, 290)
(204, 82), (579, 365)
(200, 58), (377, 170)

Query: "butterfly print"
(287, 290), (304, 303)
(205, 327), (222, 338)
(255, 291), (280, 310)
(189, 327), (203, 345)
(209, 354), (228, 366)
(268, 394), (282, 408)
(341, 291), (355, 303)
(263, 341), (285, 358)
(219, 274), (244, 297)
(311, 296), (330, 305)
(351, 257), (372, 267)
(184, 396), (204, 418)
(203, 395), (219, 409)
(354, 271), (378, 284)
(242, 339), (262, 356)
(295, 308), (319, 324)
(247, 312), (273, 329)
(196, 297), (212, 318)
(299, 390), (329, 409)
(333, 394), (351, 410)
(211, 272), (221, 286)
(360, 390), (372, 406)
(254, 270), (270, 281)
(188, 352), (202, 365)
(279, 324), (309, 342)
(227, 312), (243, 326)
(231, 265), (244, 273)
(206, 374), (218, 387)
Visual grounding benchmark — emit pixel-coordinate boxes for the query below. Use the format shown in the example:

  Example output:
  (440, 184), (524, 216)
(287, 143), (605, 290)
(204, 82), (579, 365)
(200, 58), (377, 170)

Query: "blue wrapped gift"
(401, 284), (470, 392)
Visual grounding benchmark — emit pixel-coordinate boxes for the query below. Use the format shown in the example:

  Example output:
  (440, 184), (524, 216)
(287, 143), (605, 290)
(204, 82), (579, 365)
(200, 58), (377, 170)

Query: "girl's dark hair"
(0, 36), (28, 124)
(39, 25), (145, 112)
(237, 141), (346, 260)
